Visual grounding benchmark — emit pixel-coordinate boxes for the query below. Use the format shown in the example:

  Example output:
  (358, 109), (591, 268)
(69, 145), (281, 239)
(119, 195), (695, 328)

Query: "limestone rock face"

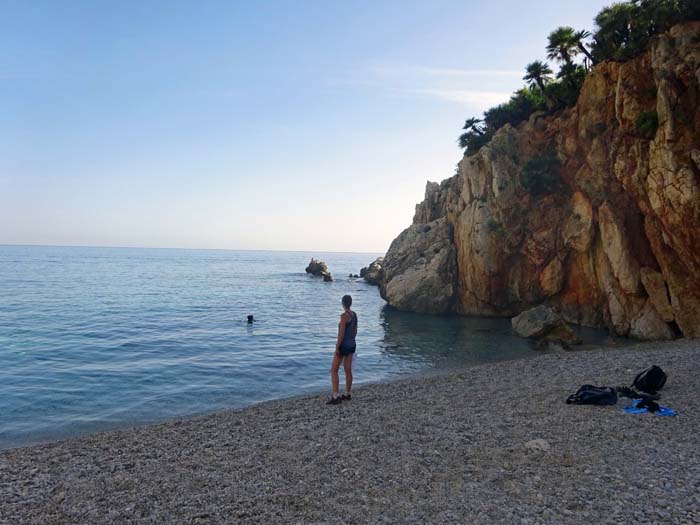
(562, 191), (594, 253)
(380, 217), (457, 314)
(640, 267), (674, 322)
(360, 257), (384, 286)
(379, 22), (700, 340)
(629, 300), (675, 340)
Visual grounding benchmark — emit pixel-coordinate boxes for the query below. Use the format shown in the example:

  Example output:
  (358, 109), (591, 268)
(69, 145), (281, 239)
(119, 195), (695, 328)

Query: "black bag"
(566, 385), (618, 405)
(632, 365), (667, 394)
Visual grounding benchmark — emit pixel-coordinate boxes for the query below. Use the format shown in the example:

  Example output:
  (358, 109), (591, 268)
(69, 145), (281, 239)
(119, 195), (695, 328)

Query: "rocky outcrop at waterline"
(511, 305), (581, 345)
(380, 22), (700, 340)
(305, 258), (333, 281)
(360, 257), (384, 286)
(381, 220), (457, 313)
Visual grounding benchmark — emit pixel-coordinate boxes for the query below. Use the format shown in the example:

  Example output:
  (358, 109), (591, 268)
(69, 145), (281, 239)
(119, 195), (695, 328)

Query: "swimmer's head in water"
(342, 295), (352, 308)
(247, 315), (254, 323)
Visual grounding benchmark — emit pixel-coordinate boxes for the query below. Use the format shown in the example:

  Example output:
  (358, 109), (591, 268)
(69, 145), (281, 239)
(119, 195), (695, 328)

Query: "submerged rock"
(360, 257), (384, 286)
(305, 258), (333, 282)
(512, 305), (582, 345)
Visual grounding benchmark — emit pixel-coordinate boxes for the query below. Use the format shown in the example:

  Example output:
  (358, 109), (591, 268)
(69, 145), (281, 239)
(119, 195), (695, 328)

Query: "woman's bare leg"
(330, 352), (341, 396)
(342, 354), (353, 394)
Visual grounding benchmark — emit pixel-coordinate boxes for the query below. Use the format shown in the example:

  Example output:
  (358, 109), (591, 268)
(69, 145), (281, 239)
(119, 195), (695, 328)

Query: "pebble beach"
(2, 339), (699, 524)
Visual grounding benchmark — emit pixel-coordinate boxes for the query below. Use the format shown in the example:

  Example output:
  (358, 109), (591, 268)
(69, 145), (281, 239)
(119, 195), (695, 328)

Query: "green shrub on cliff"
(547, 64), (588, 109)
(484, 88), (547, 131)
(635, 110), (659, 137)
(521, 154), (562, 195)
(592, 0), (700, 62)
(457, 0), (700, 155)
(459, 88), (546, 156)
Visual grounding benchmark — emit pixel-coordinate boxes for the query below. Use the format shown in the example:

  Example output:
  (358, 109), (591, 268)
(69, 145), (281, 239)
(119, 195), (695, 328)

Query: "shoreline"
(2, 339), (699, 523)
(0, 336), (622, 453)
(0, 353), (531, 454)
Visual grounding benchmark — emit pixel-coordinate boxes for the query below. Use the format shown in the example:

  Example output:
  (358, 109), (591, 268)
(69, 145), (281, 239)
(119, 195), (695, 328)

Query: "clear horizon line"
(0, 242), (385, 256)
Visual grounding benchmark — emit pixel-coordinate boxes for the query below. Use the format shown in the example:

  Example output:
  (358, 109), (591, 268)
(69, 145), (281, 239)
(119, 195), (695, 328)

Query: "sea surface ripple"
(0, 245), (591, 449)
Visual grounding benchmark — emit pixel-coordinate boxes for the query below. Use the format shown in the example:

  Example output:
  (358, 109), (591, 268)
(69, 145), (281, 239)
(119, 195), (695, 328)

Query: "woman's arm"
(335, 312), (348, 352)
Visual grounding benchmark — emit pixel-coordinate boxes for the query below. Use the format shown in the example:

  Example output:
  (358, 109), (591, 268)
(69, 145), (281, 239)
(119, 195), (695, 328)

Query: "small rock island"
(305, 258), (333, 282)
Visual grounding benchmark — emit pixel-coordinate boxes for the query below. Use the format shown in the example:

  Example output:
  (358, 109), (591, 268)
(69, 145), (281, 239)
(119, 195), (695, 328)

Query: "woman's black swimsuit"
(339, 311), (358, 356)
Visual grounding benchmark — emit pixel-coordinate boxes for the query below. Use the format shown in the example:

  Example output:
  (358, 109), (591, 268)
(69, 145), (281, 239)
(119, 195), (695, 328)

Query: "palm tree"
(458, 118), (487, 151)
(573, 29), (596, 65)
(523, 61), (554, 92)
(557, 62), (585, 90)
(546, 26), (579, 65)
(462, 117), (484, 132)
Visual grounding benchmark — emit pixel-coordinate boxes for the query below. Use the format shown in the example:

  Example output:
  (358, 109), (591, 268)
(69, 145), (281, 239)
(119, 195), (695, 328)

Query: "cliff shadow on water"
(376, 307), (626, 370)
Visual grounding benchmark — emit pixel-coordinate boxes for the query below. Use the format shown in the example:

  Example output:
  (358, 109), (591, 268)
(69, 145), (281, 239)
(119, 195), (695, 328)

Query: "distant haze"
(0, 1), (609, 253)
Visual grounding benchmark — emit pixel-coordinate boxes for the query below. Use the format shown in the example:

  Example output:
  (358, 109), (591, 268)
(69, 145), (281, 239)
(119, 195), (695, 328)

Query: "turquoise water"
(0, 245), (545, 449)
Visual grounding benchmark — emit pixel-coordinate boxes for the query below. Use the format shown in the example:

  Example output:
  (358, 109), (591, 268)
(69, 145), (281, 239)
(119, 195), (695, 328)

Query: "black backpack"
(566, 385), (618, 405)
(632, 365), (667, 394)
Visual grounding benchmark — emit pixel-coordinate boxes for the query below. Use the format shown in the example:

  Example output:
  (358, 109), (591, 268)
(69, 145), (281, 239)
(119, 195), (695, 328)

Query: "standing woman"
(327, 294), (358, 405)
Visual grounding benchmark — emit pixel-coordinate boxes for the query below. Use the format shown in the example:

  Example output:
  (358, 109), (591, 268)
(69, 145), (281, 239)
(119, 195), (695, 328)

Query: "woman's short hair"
(342, 294), (352, 307)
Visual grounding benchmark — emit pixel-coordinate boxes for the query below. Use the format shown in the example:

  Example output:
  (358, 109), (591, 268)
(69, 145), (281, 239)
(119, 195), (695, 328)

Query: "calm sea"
(1, 245), (556, 449)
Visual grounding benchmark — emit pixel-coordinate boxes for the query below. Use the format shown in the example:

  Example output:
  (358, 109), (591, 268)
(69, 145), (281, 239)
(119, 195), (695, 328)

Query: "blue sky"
(0, 0), (609, 252)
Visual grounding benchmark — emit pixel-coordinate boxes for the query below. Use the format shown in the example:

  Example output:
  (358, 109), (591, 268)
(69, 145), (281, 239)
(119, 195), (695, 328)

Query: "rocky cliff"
(380, 22), (700, 340)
